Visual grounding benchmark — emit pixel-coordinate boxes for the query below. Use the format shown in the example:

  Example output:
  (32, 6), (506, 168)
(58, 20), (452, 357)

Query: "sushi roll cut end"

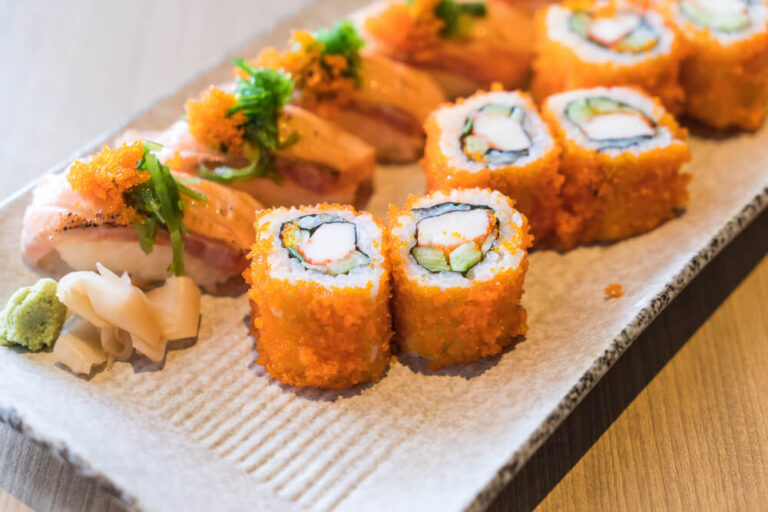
(387, 189), (532, 369)
(542, 86), (691, 249)
(247, 205), (392, 389)
(422, 88), (563, 244)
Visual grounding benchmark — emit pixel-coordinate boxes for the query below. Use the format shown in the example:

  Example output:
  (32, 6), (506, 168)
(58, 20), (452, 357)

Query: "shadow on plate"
(487, 207), (768, 512)
(398, 336), (524, 380)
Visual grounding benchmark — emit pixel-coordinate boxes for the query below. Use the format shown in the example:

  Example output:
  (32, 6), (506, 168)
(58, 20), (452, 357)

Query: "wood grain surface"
(1, 1), (766, 511)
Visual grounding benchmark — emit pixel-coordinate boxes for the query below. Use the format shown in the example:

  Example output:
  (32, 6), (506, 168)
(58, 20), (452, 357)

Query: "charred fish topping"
(565, 96), (657, 151)
(410, 202), (499, 274)
(680, 0), (752, 33)
(461, 104), (532, 165)
(569, 10), (659, 52)
(280, 214), (370, 275)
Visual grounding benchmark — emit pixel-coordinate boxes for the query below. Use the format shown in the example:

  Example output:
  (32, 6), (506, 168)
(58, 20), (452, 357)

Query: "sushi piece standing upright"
(253, 21), (446, 163)
(247, 204), (393, 389)
(352, 0), (535, 98)
(121, 63), (376, 209)
(387, 188), (532, 369)
(541, 86), (691, 250)
(422, 86), (563, 243)
(533, 0), (685, 113)
(659, 0), (768, 131)
(22, 141), (261, 291)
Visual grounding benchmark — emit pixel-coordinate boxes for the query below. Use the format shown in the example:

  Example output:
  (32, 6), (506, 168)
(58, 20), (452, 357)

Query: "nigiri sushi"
(22, 141), (261, 291)
(253, 21), (446, 163)
(122, 65), (376, 209)
(352, 0), (535, 98)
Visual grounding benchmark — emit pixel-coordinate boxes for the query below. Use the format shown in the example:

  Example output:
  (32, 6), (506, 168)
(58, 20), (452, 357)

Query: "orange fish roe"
(253, 31), (356, 113)
(185, 86), (247, 154)
(165, 150), (198, 174)
(247, 204), (393, 390)
(67, 141), (148, 223)
(422, 89), (564, 244)
(605, 283), (624, 299)
(365, 0), (445, 54)
(386, 189), (532, 370)
(540, 87), (691, 251)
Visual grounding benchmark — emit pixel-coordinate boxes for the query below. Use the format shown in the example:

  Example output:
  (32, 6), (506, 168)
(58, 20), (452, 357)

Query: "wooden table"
(2, 2), (767, 511)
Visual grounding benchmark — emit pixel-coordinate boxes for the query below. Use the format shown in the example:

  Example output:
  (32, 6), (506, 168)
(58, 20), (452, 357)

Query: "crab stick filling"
(462, 104), (532, 164)
(411, 204), (498, 274)
(565, 96), (657, 148)
(280, 214), (370, 275)
(570, 10), (659, 52)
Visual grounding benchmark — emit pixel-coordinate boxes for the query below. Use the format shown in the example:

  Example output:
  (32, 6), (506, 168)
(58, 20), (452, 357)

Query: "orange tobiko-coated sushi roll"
(422, 86), (563, 244)
(532, 0), (685, 113)
(659, 0), (768, 131)
(541, 86), (691, 250)
(246, 204), (393, 389)
(387, 188), (532, 370)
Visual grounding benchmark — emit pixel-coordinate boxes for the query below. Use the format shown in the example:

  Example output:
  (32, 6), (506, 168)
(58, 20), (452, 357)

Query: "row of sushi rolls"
(2, 0), (767, 389)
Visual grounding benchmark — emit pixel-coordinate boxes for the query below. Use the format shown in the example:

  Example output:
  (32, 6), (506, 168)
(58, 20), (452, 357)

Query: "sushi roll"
(121, 64), (376, 209)
(387, 188), (532, 369)
(532, 0), (685, 113)
(352, 0), (535, 98)
(253, 21), (446, 163)
(422, 86), (563, 243)
(541, 86), (691, 250)
(246, 205), (392, 389)
(659, 0), (768, 130)
(21, 141), (261, 291)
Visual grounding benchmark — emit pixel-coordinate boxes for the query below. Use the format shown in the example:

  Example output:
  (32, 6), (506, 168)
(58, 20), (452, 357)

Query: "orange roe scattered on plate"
(365, 0), (445, 53)
(185, 86), (247, 154)
(67, 141), (148, 223)
(251, 30), (355, 112)
(605, 283), (624, 299)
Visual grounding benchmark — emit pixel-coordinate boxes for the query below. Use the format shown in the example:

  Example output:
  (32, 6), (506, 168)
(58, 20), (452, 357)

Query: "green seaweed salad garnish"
(132, 141), (207, 275)
(200, 63), (297, 184)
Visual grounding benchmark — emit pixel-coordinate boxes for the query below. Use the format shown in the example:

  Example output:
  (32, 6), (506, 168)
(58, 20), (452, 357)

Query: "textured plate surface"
(1, 1), (767, 511)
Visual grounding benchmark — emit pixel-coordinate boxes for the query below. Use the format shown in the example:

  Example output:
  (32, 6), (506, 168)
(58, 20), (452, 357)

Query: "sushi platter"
(1, 0), (767, 511)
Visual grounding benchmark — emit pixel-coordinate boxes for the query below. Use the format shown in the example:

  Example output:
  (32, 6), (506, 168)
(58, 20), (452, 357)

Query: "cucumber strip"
(412, 246), (450, 273)
(326, 250), (370, 275)
(449, 242), (483, 273)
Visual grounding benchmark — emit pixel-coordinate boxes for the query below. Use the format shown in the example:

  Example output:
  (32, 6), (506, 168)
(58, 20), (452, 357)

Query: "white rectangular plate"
(1, 1), (767, 511)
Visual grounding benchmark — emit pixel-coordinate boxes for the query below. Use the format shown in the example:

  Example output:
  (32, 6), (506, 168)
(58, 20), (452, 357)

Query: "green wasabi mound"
(0, 278), (67, 352)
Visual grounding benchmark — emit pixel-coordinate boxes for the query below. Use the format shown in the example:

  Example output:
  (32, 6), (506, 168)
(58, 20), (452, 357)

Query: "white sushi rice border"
(545, 4), (676, 64)
(258, 206), (386, 298)
(545, 86), (686, 156)
(390, 189), (526, 289)
(433, 91), (556, 174)
(671, 0), (768, 44)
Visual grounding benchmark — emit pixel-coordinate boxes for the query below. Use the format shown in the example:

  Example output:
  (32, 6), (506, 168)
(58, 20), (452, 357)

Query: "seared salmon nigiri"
(352, 0), (535, 99)
(22, 141), (261, 292)
(122, 65), (376, 209)
(254, 21), (446, 163)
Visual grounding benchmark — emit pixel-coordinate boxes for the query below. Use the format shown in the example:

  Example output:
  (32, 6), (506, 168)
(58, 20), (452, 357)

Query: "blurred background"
(0, 0), (311, 196)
